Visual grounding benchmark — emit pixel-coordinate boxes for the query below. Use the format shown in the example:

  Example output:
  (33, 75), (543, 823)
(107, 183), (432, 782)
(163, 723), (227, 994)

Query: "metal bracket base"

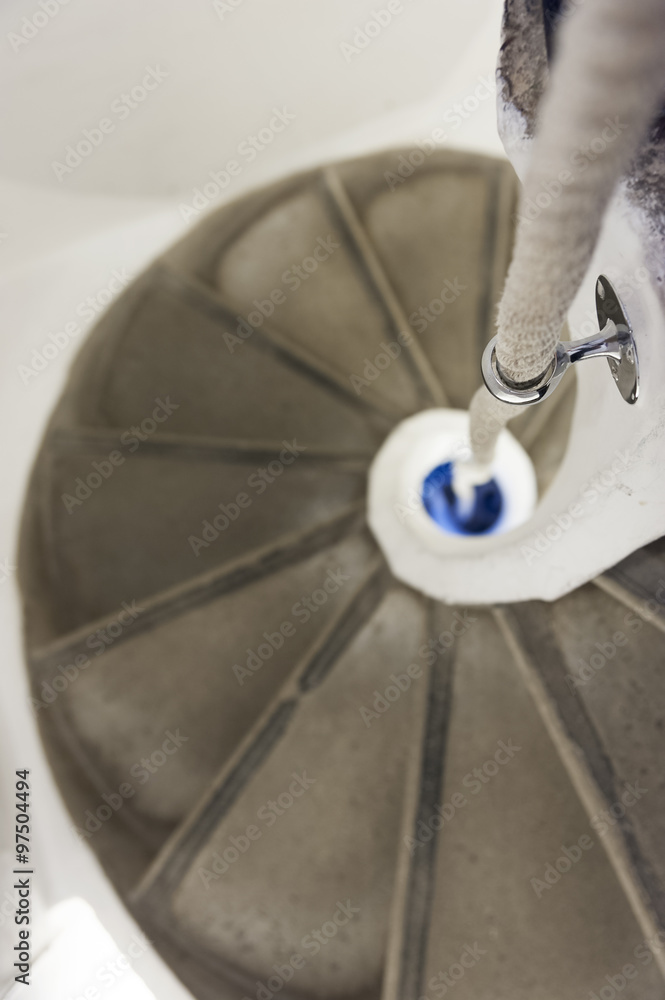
(596, 274), (639, 404)
(481, 274), (639, 406)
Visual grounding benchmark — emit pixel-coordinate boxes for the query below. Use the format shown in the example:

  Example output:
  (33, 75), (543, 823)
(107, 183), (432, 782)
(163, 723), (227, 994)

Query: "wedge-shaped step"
(506, 585), (665, 926)
(31, 533), (376, 839)
(37, 440), (365, 634)
(552, 586), (665, 898)
(398, 611), (664, 1000)
(62, 272), (383, 453)
(136, 586), (427, 999)
(336, 154), (516, 409)
(214, 179), (425, 416)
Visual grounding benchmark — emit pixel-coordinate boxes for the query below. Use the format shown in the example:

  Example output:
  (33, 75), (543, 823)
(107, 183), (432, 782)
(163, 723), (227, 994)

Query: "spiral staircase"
(14, 140), (665, 1000)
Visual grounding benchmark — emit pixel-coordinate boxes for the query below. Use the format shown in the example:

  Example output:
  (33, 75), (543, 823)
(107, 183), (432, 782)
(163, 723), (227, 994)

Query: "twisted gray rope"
(469, 0), (665, 467)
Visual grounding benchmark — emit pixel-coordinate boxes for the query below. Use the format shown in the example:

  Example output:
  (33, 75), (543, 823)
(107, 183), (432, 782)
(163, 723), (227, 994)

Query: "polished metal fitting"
(481, 274), (639, 406)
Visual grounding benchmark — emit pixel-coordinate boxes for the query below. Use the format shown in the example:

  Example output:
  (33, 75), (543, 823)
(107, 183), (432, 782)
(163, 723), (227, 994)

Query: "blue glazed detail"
(422, 462), (503, 535)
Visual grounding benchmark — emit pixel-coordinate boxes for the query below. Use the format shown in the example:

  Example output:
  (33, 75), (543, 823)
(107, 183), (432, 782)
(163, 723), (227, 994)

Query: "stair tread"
(335, 156), (516, 410)
(162, 587), (426, 997)
(15, 144), (645, 1000)
(43, 533), (376, 835)
(37, 442), (365, 635)
(550, 585), (665, 906)
(600, 538), (665, 628)
(420, 610), (662, 1000)
(214, 177), (424, 416)
(65, 266), (386, 449)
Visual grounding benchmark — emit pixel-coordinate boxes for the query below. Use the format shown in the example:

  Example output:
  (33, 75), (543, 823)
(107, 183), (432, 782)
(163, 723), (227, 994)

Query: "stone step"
(134, 579), (423, 999)
(33, 435), (365, 634)
(418, 609), (664, 1000)
(31, 532), (378, 843)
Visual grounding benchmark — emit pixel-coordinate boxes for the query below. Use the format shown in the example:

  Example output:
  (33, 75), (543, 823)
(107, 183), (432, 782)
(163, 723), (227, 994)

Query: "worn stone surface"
(17, 147), (662, 1000)
(553, 584), (665, 893)
(344, 160), (515, 409)
(422, 611), (663, 999)
(41, 445), (365, 635)
(216, 184), (423, 416)
(171, 588), (425, 999)
(52, 534), (376, 834)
